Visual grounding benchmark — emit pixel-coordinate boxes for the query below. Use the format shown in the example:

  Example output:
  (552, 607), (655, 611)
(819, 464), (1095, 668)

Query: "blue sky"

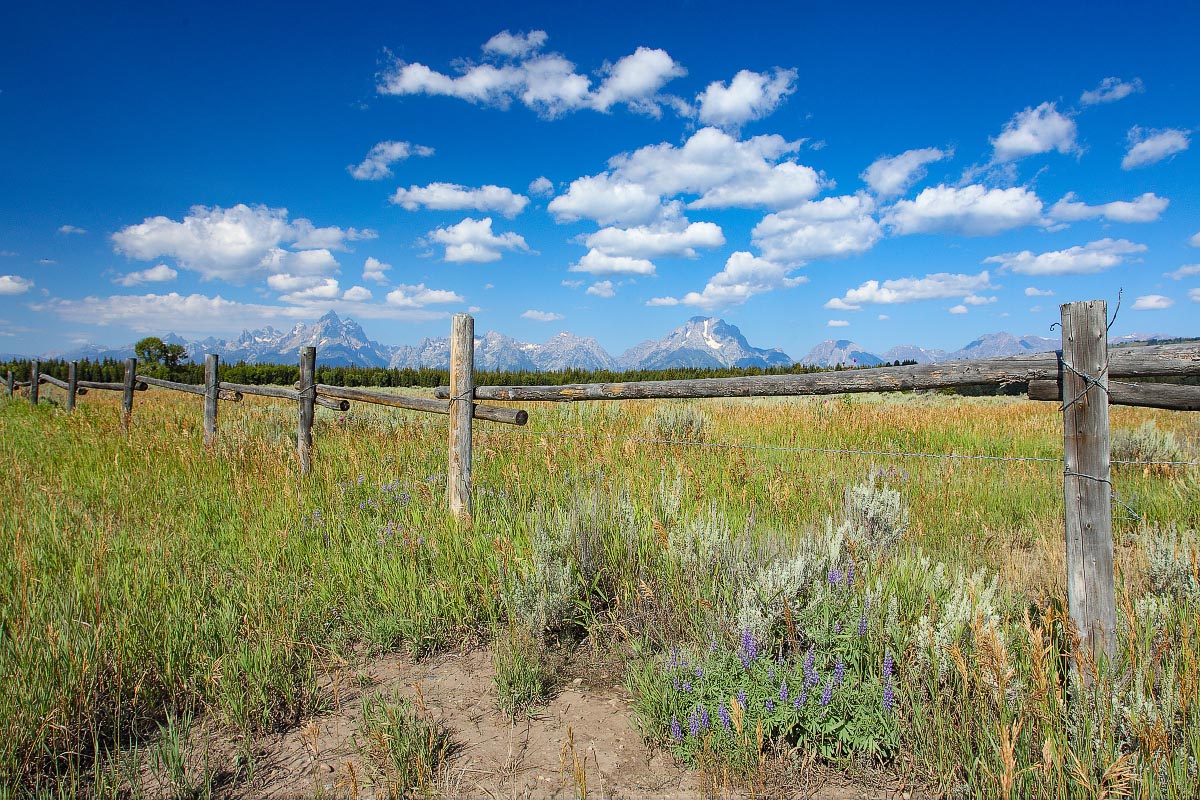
(2, 0), (1198, 359)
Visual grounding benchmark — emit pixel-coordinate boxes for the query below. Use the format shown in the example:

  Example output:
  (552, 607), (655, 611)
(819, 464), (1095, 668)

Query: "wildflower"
(833, 621), (842, 634)
(820, 679), (834, 707)
(794, 687), (807, 708)
(883, 678), (895, 714)
(688, 709), (701, 737)
(828, 567), (843, 585)
(803, 648), (819, 686)
(740, 628), (758, 668)
(357, 474), (365, 485)
(737, 688), (747, 709)
(671, 716), (683, 742)
(682, 680), (692, 693)
(699, 705), (710, 730)
(845, 560), (855, 586)
(834, 656), (845, 686)
(672, 678), (682, 692)
(765, 699), (775, 712)
(857, 615), (868, 636)
(695, 665), (704, 680)
(718, 702), (731, 731)
(768, 666), (775, 682)
(709, 635), (720, 653)
(668, 648), (680, 670)
(883, 651), (894, 679)
(779, 680), (789, 702)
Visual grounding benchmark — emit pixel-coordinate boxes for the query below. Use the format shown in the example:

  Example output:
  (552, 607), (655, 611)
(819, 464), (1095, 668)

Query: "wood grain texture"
(5, 370), (13, 396)
(66, 362), (78, 412)
(1060, 301), (1116, 667)
(297, 346), (316, 475)
(120, 357), (137, 430)
(448, 313), (474, 520)
(1029, 378), (1200, 411)
(29, 360), (39, 405)
(204, 354), (219, 447)
(77, 380), (148, 391)
(306, 383), (527, 425)
(433, 342), (1200, 402)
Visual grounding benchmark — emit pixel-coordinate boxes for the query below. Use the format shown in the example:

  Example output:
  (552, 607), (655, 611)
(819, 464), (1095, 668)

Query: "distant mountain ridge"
(33, 313), (1176, 372)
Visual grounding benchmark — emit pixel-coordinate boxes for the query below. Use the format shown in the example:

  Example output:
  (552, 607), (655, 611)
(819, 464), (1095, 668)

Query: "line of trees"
(1, 355), (923, 389)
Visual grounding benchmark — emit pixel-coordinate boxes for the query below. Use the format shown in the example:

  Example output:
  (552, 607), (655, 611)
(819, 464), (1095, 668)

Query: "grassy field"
(1, 386), (1198, 798)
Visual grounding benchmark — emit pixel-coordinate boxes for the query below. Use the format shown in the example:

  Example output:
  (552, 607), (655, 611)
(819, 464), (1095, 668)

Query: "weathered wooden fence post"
(121, 357), (137, 431)
(448, 313), (474, 521)
(1060, 300), (1116, 669)
(297, 346), (316, 475)
(5, 370), (12, 396)
(29, 360), (39, 405)
(66, 362), (78, 412)
(203, 354), (219, 447)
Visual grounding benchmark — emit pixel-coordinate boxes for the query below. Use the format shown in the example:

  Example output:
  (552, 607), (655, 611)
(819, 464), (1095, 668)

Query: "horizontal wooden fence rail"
(300, 382), (528, 426)
(433, 342), (1200, 403)
(218, 381), (350, 411)
(36, 374), (88, 395)
(78, 379), (148, 392)
(137, 374), (243, 402)
(1028, 379), (1200, 411)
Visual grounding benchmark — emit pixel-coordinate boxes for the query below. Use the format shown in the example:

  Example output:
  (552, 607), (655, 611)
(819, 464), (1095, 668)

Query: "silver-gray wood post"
(448, 313), (474, 520)
(5, 370), (12, 396)
(29, 360), (39, 405)
(203, 354), (219, 447)
(1060, 300), (1116, 668)
(120, 357), (137, 431)
(66, 362), (78, 412)
(297, 346), (316, 475)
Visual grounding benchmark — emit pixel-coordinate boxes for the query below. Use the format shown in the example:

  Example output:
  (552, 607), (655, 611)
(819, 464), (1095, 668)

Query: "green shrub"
(645, 402), (711, 443)
(356, 691), (454, 798)
(1112, 420), (1186, 465)
(492, 626), (558, 719)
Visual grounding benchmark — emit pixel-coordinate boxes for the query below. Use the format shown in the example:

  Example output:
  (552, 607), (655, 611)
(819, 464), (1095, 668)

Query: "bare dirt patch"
(158, 647), (920, 799)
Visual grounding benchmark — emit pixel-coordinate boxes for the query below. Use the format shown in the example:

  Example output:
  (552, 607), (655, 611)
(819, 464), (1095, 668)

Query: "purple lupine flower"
(768, 666), (776, 682)
(803, 648), (819, 686)
(710, 635), (720, 653)
(779, 680), (789, 702)
(833, 621), (842, 634)
(794, 687), (807, 708)
(688, 708), (701, 737)
(699, 705), (710, 730)
(834, 656), (845, 686)
(740, 628), (757, 668)
(883, 678), (895, 714)
(737, 688), (747, 709)
(671, 716), (683, 742)
(764, 699), (775, 712)
(695, 665), (704, 680)
(883, 651), (894, 679)
(682, 680), (692, 693)
(718, 702), (731, 730)
(820, 679), (834, 707)
(668, 648), (680, 670)
(828, 567), (842, 585)
(857, 615), (868, 636)
(845, 560), (855, 586)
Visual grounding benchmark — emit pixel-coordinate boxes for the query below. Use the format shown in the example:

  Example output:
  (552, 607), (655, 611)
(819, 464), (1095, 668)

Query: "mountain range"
(33, 312), (1170, 372)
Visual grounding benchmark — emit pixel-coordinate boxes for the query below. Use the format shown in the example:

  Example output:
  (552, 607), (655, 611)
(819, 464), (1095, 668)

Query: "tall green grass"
(1, 387), (1196, 796)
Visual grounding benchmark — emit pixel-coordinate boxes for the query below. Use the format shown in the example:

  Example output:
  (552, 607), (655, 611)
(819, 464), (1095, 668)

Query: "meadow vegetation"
(1, 386), (1197, 797)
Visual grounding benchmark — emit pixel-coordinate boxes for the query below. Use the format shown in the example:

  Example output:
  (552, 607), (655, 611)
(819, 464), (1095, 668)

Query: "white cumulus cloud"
(521, 309), (564, 322)
(482, 30), (548, 58)
(646, 251), (806, 309)
(827, 319), (850, 327)
(584, 219), (724, 259)
(830, 271), (994, 307)
(884, 184), (1044, 236)
(390, 183), (529, 217)
(696, 68), (797, 128)
(984, 238), (1146, 275)
(424, 217), (530, 263)
(860, 147), (951, 197)
(1132, 294), (1173, 310)
(279, 278), (341, 304)
(1080, 77), (1143, 106)
(58, 224), (87, 235)
(753, 194), (882, 264)
(590, 47), (687, 116)
(949, 304), (969, 314)
(1025, 287), (1055, 296)
(528, 176), (554, 196)
(111, 204), (361, 283)
(385, 283), (463, 307)
(1165, 264), (1200, 280)
(341, 285), (372, 302)
(1122, 126), (1190, 169)
(363, 256), (391, 284)
(548, 174), (666, 227)
(586, 280), (615, 298)
(991, 102), (1077, 162)
(115, 264), (177, 286)
(0, 275), (34, 295)
(569, 250), (656, 276)
(347, 141), (434, 180)
(1190, 288), (1200, 303)
(1049, 192), (1168, 224)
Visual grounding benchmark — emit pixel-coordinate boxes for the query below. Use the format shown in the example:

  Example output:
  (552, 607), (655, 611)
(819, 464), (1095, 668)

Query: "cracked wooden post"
(66, 361), (78, 412)
(1060, 300), (1116, 671)
(203, 353), (219, 447)
(120, 357), (137, 431)
(29, 360), (39, 405)
(5, 370), (12, 397)
(297, 346), (316, 475)
(448, 313), (474, 522)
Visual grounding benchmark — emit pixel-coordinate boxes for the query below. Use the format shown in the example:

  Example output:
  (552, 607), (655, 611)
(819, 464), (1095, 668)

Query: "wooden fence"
(7, 301), (1200, 667)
